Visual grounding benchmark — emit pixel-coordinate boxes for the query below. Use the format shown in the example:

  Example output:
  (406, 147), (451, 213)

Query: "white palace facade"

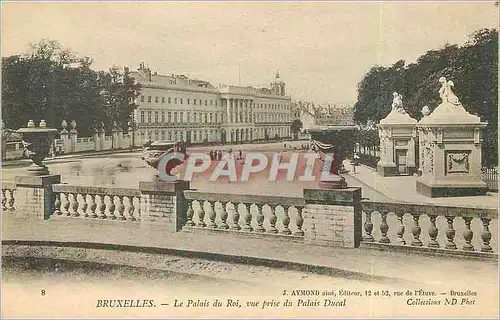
(130, 63), (293, 144)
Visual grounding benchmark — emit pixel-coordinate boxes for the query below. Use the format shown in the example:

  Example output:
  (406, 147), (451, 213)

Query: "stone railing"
(183, 191), (306, 239)
(52, 184), (141, 221)
(2, 181), (16, 212)
(361, 200), (497, 257)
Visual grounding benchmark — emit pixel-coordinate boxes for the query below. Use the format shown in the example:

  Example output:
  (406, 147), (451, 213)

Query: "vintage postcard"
(1, 1), (498, 319)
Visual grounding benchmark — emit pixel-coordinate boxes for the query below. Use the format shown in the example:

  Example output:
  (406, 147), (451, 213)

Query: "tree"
(290, 119), (303, 140)
(1, 39), (142, 137)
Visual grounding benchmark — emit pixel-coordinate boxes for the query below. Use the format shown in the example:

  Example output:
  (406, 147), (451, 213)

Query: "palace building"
(130, 63), (293, 145)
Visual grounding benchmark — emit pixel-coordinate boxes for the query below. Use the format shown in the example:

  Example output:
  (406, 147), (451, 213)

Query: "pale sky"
(2, 1), (498, 104)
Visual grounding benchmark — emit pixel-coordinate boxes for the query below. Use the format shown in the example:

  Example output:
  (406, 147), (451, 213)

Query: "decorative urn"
(17, 120), (58, 176)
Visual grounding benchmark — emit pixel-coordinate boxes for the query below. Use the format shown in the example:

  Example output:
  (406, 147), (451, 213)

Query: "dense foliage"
(353, 29), (498, 166)
(2, 39), (141, 136)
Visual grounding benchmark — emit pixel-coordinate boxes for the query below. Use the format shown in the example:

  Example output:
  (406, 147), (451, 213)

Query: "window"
(161, 112), (165, 123)
(162, 97), (165, 103)
(174, 112), (178, 123)
(168, 112), (172, 123)
(180, 98), (183, 105)
(155, 111), (159, 123)
(210, 113), (213, 123)
(210, 100), (213, 106)
(193, 112), (197, 123)
(161, 131), (165, 140)
(148, 96), (152, 103)
(174, 98), (178, 104)
(147, 111), (152, 123)
(168, 132), (172, 140)
(204, 113), (208, 123)
(199, 99), (202, 105)
(194, 99), (197, 105)
(140, 111), (145, 123)
(155, 97), (159, 103)
(187, 99), (190, 105)
(187, 112), (190, 123)
(180, 112), (184, 123)
(168, 97), (172, 104)
(140, 96), (145, 102)
(205, 100), (207, 106)
(215, 100), (218, 106)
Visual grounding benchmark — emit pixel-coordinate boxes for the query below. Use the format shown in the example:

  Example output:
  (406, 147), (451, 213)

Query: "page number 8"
(41, 290), (46, 296)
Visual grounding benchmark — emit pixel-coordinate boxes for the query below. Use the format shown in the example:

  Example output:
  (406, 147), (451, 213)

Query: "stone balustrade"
(183, 191), (305, 238)
(2, 181), (16, 212)
(361, 200), (497, 257)
(52, 184), (142, 221)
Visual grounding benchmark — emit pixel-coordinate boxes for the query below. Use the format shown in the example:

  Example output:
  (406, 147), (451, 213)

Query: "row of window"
(139, 95), (291, 111)
(139, 110), (291, 124)
(139, 127), (290, 142)
(141, 95), (219, 106)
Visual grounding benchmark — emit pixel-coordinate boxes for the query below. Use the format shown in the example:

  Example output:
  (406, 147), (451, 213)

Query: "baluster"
(116, 196), (126, 220)
(7, 189), (15, 212)
(197, 200), (206, 227)
(230, 202), (240, 230)
(60, 193), (70, 216)
(480, 217), (492, 252)
(53, 193), (61, 216)
(96, 195), (106, 219)
(379, 210), (390, 243)
(445, 216), (457, 250)
(69, 193), (79, 217)
(427, 215), (439, 248)
(254, 204), (265, 232)
(218, 202), (229, 229)
(394, 211), (405, 245)
(410, 213), (423, 246)
(2, 189), (7, 211)
(107, 195), (116, 220)
(134, 196), (141, 220)
(80, 194), (89, 217)
(281, 205), (291, 235)
(126, 196), (136, 221)
(89, 194), (98, 218)
(206, 201), (217, 228)
(363, 209), (375, 242)
(462, 217), (474, 251)
(294, 207), (304, 236)
(268, 205), (278, 234)
(241, 203), (253, 231)
(185, 200), (195, 226)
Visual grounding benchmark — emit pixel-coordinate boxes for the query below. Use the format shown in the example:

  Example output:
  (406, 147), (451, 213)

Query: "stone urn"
(142, 140), (187, 178)
(17, 120), (58, 176)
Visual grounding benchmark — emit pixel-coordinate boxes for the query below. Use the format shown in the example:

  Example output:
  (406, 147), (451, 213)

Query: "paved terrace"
(2, 215), (497, 291)
(344, 160), (498, 209)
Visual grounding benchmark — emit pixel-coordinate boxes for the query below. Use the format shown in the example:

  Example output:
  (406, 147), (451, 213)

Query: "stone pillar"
(117, 126), (123, 149)
(60, 121), (69, 154)
(69, 120), (78, 153)
(99, 122), (105, 151)
(112, 122), (119, 149)
(14, 175), (61, 220)
(302, 188), (362, 248)
(139, 180), (190, 232)
(93, 128), (100, 151)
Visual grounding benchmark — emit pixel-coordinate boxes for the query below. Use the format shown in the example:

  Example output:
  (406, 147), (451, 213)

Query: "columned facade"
(131, 65), (293, 145)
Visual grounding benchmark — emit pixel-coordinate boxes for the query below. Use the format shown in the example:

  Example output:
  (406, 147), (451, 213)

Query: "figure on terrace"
(438, 77), (462, 107)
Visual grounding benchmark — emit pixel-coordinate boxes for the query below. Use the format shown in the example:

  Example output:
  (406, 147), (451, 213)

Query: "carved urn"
(17, 120), (58, 176)
(142, 140), (187, 178)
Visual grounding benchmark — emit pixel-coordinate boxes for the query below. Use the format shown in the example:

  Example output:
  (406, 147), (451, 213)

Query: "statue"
(438, 77), (462, 107)
(421, 105), (430, 117)
(391, 92), (407, 114)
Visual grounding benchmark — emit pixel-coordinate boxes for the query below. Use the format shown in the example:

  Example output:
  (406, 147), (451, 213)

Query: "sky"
(2, 1), (498, 105)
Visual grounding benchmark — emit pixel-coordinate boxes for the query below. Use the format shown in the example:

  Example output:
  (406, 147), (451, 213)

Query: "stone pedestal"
(14, 175), (61, 219)
(303, 188), (362, 248)
(416, 101), (487, 197)
(377, 109), (417, 177)
(139, 180), (190, 231)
